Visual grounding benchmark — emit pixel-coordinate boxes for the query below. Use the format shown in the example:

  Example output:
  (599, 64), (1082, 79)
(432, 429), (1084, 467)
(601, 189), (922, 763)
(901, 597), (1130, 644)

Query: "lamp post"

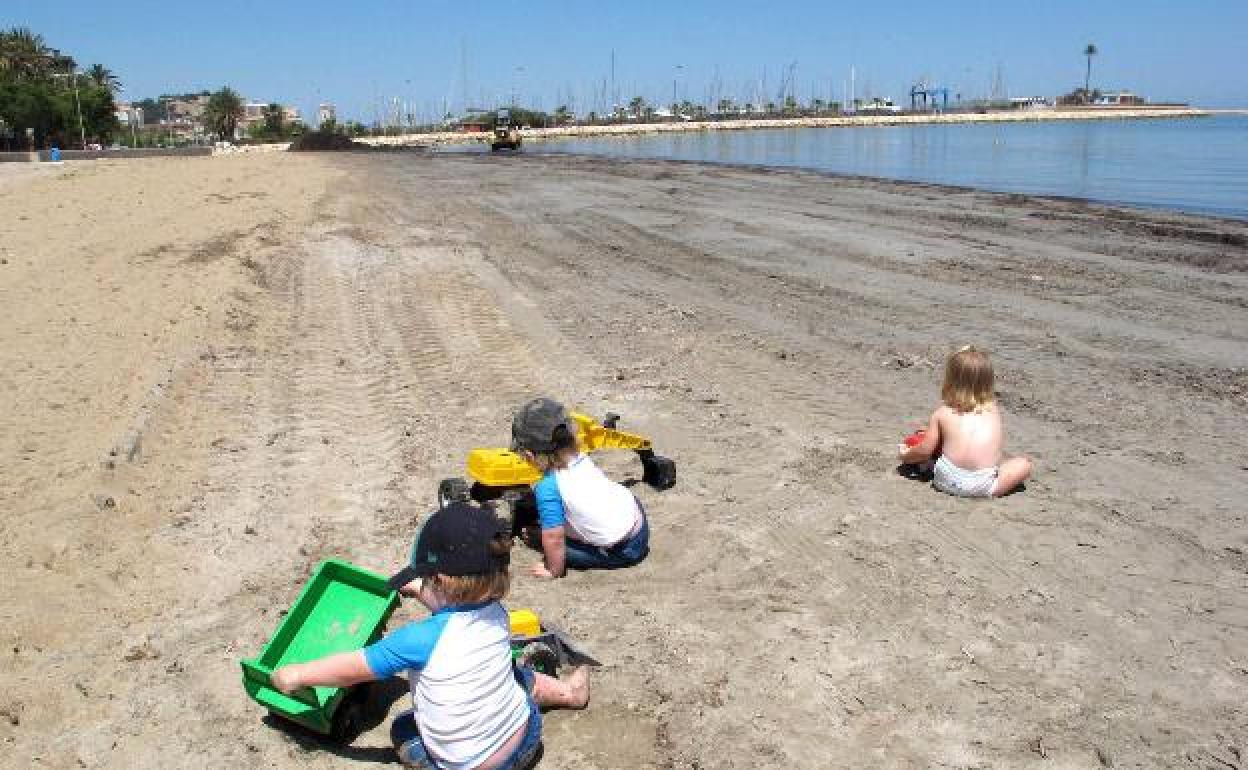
(70, 67), (86, 149)
(52, 68), (88, 149)
(163, 97), (173, 146)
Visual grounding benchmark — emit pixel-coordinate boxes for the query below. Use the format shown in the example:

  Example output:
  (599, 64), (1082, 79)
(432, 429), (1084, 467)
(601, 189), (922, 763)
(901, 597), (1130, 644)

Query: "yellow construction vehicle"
(490, 108), (522, 151)
(437, 412), (675, 526)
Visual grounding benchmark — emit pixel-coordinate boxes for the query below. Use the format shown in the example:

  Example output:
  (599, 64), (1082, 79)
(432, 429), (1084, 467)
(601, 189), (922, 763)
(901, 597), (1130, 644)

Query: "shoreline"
(360, 106), (1211, 148)
(520, 151), (1248, 225)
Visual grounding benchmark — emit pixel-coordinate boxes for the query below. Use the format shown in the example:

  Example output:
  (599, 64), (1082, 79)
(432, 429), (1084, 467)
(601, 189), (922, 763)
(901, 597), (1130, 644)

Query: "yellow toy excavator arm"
(567, 412), (653, 452)
(465, 412), (654, 487)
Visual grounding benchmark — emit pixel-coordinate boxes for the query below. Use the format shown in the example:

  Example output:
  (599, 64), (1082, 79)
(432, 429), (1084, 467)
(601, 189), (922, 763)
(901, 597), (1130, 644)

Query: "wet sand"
(2, 152), (1246, 769)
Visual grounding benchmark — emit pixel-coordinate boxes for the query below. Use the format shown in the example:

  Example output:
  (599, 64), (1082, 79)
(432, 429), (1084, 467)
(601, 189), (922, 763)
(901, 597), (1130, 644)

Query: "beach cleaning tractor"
(491, 108), (522, 151)
(437, 411), (676, 532)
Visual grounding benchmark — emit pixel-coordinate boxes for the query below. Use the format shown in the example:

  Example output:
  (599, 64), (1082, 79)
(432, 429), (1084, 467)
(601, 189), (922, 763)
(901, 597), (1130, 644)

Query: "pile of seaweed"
(288, 129), (361, 152)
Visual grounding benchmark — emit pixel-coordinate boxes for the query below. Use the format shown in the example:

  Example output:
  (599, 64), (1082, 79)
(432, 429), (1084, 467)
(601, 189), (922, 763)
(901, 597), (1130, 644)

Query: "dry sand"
(1, 151), (1246, 770)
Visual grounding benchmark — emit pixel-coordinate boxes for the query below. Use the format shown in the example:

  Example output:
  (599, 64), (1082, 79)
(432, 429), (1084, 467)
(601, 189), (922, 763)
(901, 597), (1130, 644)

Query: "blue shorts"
(390, 665), (542, 770)
(563, 501), (650, 571)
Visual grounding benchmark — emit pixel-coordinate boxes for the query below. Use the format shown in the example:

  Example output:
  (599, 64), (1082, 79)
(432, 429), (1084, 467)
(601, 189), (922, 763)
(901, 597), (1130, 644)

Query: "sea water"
(530, 114), (1248, 220)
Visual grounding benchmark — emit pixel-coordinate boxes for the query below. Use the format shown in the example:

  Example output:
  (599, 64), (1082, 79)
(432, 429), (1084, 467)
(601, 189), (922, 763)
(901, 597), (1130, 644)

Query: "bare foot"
(563, 666), (590, 710)
(532, 666), (590, 710)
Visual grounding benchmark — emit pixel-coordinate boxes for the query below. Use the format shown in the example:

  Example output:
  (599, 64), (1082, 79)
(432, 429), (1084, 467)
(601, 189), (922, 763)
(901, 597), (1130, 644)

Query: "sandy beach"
(2, 152), (1246, 769)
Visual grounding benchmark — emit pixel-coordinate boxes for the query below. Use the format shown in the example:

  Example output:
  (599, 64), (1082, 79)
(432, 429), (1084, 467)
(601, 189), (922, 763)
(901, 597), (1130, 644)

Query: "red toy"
(903, 429), (926, 448)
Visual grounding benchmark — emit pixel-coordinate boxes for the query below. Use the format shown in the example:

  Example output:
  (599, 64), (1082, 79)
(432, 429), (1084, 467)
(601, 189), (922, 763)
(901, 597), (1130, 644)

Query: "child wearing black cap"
(511, 397), (650, 579)
(270, 502), (589, 769)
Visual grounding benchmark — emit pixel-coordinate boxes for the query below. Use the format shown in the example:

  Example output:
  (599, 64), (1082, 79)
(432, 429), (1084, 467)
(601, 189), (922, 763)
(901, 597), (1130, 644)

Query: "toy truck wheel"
(330, 682), (371, 742)
(509, 491), (539, 540)
(470, 482), (504, 503)
(639, 451), (676, 490)
(437, 478), (471, 509)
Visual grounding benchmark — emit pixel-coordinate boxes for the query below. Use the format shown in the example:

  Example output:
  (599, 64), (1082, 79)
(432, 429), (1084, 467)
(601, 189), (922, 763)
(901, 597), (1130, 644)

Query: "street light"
(52, 68), (87, 149)
(162, 96), (173, 146)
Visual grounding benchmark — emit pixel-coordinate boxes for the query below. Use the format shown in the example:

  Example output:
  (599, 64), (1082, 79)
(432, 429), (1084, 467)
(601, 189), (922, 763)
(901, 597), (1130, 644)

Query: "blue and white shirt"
(535, 453), (641, 547)
(363, 601), (529, 770)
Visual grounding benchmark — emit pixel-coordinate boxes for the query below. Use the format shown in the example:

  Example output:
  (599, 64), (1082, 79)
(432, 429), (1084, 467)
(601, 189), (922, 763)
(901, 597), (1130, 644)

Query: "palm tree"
(628, 96), (646, 119)
(87, 63), (121, 93)
(0, 27), (50, 80)
(1083, 43), (1098, 102)
(204, 86), (244, 140)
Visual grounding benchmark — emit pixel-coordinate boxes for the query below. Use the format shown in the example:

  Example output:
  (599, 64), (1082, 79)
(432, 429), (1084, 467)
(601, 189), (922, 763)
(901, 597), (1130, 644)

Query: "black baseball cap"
(387, 502), (510, 590)
(511, 397), (577, 452)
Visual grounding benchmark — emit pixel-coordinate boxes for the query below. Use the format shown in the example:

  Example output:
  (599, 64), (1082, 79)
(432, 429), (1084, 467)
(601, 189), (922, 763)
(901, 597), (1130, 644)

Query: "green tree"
(262, 103), (284, 136)
(204, 86), (244, 140)
(1083, 43), (1098, 101)
(628, 96), (646, 118)
(0, 28), (118, 147)
(86, 63), (120, 94)
(0, 27), (51, 80)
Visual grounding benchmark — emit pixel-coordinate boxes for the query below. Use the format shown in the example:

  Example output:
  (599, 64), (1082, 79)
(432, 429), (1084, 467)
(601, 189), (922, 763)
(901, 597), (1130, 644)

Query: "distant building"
(1009, 96), (1051, 109)
(857, 98), (902, 115)
(115, 102), (143, 125)
(317, 103), (336, 126)
(1094, 90), (1146, 106)
(237, 101), (303, 137)
(167, 94), (209, 123)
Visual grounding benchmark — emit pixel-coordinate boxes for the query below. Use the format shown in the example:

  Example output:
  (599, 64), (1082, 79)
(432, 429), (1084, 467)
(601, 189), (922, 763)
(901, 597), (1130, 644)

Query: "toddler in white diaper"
(898, 346), (1032, 498)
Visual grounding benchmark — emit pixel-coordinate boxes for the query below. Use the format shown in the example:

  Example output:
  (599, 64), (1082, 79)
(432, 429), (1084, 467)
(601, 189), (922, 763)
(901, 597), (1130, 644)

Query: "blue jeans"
(563, 512), (649, 570)
(390, 665), (543, 770)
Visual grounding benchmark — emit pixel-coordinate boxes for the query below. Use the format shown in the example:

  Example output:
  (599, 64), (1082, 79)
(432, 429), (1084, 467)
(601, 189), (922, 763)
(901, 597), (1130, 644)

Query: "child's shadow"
(896, 463), (934, 483)
(261, 676), (409, 763)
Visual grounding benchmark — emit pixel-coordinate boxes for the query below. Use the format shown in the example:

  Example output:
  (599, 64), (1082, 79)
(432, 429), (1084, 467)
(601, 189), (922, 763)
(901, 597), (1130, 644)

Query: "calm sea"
(526, 114), (1248, 220)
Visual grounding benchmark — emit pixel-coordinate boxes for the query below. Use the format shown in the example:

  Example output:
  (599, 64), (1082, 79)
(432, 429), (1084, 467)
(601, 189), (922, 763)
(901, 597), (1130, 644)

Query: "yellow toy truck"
(437, 411), (675, 531)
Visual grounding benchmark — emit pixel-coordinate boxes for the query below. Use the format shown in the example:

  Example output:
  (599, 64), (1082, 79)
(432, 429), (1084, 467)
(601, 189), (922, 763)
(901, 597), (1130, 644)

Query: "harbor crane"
(910, 80), (950, 112)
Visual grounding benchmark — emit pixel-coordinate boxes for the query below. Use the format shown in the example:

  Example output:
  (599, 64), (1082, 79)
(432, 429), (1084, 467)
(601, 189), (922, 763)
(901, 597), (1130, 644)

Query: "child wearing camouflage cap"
(511, 397), (650, 578)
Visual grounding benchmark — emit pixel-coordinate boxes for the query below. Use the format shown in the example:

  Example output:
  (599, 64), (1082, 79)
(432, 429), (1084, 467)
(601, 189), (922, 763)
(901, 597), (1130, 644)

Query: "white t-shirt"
(364, 601), (529, 769)
(534, 453), (640, 546)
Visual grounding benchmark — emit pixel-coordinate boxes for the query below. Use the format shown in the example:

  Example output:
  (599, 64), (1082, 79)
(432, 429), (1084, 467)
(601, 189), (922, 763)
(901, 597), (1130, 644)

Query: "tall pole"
(69, 65), (86, 149)
(460, 37), (468, 115)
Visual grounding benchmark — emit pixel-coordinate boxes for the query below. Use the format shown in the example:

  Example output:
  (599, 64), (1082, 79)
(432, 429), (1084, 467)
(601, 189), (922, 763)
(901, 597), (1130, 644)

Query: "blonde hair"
(941, 346), (995, 413)
(426, 535), (513, 603)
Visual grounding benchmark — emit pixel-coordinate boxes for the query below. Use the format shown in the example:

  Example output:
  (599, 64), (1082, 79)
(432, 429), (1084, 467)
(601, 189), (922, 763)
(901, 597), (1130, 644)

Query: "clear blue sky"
(8, 0), (1247, 122)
